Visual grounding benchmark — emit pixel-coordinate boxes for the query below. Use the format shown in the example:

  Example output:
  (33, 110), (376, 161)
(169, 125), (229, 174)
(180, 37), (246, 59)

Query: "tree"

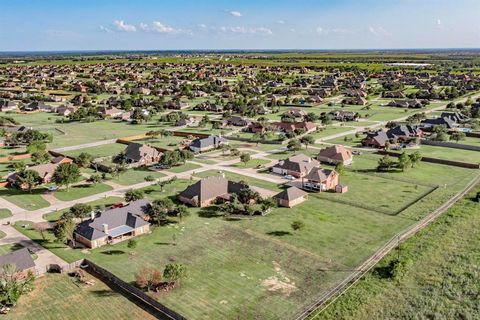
(88, 173), (103, 185)
(287, 139), (302, 154)
(179, 149), (194, 165)
(409, 151), (422, 167)
(16, 169), (42, 193)
(397, 151), (412, 172)
(127, 239), (137, 249)
(300, 135), (315, 149)
(230, 148), (240, 157)
(450, 131), (466, 143)
(220, 144), (231, 156)
(335, 162), (345, 176)
(134, 268), (162, 292)
(125, 189), (144, 202)
(75, 152), (93, 168)
(240, 153), (251, 166)
(291, 220), (305, 232)
(377, 155), (396, 172)
(53, 217), (76, 246)
(0, 264), (35, 307)
(52, 163), (80, 191)
(147, 198), (176, 224)
(163, 263), (187, 286)
(31, 150), (50, 164)
(68, 203), (92, 220)
(176, 205), (190, 222)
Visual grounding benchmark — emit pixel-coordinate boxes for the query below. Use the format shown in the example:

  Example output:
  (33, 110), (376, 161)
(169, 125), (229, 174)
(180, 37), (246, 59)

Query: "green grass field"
(0, 187), (50, 211)
(62, 143), (126, 159)
(42, 196), (124, 222)
(5, 274), (156, 320)
(314, 188), (480, 320)
(53, 183), (113, 201)
(166, 162), (202, 174)
(0, 209), (12, 219)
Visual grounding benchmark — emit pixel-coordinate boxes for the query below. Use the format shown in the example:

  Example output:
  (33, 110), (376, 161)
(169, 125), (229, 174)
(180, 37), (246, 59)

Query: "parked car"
(283, 175), (295, 180)
(352, 150), (362, 155)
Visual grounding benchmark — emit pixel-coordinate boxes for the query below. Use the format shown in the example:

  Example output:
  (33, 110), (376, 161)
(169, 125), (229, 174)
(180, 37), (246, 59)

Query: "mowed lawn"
(10, 149), (480, 319)
(62, 143), (126, 159)
(318, 172), (433, 215)
(5, 274), (157, 320)
(194, 169), (282, 192)
(42, 196), (124, 222)
(53, 183), (113, 201)
(0, 187), (50, 211)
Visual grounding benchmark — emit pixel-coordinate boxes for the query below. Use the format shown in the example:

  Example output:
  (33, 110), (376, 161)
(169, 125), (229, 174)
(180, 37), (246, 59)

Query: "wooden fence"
(84, 259), (186, 320)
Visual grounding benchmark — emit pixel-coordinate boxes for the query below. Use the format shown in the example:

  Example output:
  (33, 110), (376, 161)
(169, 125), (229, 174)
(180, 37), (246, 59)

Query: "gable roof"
(274, 187), (307, 201)
(179, 176), (246, 203)
(190, 136), (227, 149)
(0, 248), (35, 273)
(317, 145), (352, 162)
(304, 167), (335, 182)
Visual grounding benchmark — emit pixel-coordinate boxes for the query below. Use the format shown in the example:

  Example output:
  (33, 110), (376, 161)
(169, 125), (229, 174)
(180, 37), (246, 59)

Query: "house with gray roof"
(189, 135), (228, 153)
(0, 248), (35, 277)
(74, 199), (151, 249)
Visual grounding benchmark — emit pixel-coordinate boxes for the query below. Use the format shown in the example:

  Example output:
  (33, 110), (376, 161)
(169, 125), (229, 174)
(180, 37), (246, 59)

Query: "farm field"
(5, 274), (157, 320)
(314, 188), (480, 320)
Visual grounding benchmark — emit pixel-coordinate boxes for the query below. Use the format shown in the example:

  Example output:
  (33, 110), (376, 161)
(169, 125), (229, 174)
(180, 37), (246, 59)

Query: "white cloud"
(152, 21), (175, 33)
(437, 19), (442, 26)
(316, 26), (325, 34)
(139, 23), (149, 31)
(114, 20), (137, 32)
(99, 25), (111, 33)
(276, 20), (285, 25)
(368, 26), (389, 36)
(229, 10), (242, 17)
(220, 26), (273, 35)
(198, 24), (208, 29)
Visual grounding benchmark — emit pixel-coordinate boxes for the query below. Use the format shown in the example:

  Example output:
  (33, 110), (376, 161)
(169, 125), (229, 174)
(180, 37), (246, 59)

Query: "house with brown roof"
(274, 187), (308, 208)
(7, 162), (59, 188)
(271, 154), (320, 178)
(74, 199), (151, 249)
(123, 143), (163, 166)
(178, 176), (247, 207)
(316, 145), (353, 165)
(272, 121), (317, 134)
(302, 167), (340, 192)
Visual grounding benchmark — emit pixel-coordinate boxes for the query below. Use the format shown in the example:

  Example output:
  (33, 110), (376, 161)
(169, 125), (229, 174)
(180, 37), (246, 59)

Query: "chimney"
(102, 224), (109, 234)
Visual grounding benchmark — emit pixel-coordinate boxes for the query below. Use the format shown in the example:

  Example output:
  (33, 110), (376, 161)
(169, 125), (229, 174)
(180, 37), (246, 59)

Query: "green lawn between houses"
(53, 183), (113, 202)
(314, 188), (480, 320)
(4, 274), (157, 320)
(0, 209), (12, 219)
(9, 155), (479, 319)
(0, 187), (50, 211)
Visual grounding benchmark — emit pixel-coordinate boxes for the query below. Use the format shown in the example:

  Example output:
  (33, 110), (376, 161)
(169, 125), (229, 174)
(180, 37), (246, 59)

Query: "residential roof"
(0, 248), (35, 273)
(124, 142), (162, 162)
(273, 154), (320, 175)
(274, 187), (307, 201)
(75, 199), (150, 241)
(304, 167), (335, 182)
(317, 145), (352, 162)
(190, 135), (227, 150)
(179, 176), (246, 203)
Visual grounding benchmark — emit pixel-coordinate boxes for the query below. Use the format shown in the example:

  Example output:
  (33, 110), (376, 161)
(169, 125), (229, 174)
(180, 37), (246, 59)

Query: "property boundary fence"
(84, 259), (186, 320)
(421, 139), (480, 152)
(292, 174), (480, 320)
(378, 150), (480, 169)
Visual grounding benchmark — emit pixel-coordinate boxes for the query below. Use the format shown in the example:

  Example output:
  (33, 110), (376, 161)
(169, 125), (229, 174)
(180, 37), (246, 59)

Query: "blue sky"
(1, 0), (479, 51)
